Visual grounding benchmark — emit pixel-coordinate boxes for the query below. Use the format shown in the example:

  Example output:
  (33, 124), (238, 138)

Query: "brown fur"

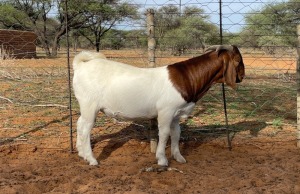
(167, 46), (245, 103)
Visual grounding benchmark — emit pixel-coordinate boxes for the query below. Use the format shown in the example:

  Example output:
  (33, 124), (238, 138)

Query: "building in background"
(0, 29), (37, 59)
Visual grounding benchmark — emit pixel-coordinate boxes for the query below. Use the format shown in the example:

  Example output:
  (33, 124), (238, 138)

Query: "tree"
(78, 0), (139, 52)
(51, 0), (88, 56)
(123, 30), (147, 49)
(100, 29), (125, 50)
(0, 0), (53, 56)
(0, 0), (88, 57)
(101, 29), (147, 49)
(154, 5), (219, 55)
(0, 0), (138, 56)
(235, 0), (299, 53)
(154, 5), (181, 40)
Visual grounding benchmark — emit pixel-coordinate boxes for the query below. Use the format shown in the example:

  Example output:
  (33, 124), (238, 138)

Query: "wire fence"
(0, 0), (298, 150)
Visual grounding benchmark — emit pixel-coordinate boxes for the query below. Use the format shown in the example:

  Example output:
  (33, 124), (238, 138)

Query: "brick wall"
(0, 30), (37, 59)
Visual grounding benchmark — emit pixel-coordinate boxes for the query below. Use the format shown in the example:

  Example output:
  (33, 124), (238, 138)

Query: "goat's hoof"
(84, 155), (98, 165)
(157, 157), (168, 167)
(78, 151), (84, 159)
(89, 159), (99, 166)
(174, 154), (186, 164)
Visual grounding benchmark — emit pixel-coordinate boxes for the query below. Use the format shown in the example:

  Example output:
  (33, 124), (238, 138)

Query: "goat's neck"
(167, 53), (225, 103)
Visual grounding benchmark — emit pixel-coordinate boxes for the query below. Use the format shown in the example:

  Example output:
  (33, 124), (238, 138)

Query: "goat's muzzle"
(236, 75), (242, 83)
(236, 61), (245, 83)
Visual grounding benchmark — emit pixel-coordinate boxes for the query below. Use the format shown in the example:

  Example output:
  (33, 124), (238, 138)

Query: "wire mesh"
(0, 0), (298, 150)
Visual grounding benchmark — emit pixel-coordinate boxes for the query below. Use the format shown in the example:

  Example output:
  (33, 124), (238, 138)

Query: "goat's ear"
(233, 54), (241, 67)
(225, 60), (237, 89)
(232, 46), (241, 67)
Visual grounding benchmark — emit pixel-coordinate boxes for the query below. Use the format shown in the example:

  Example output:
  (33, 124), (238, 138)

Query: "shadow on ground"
(92, 120), (267, 161)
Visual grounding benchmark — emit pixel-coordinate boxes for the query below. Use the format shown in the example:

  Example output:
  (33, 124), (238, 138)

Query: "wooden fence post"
(147, 9), (156, 68)
(146, 9), (158, 153)
(297, 25), (300, 147)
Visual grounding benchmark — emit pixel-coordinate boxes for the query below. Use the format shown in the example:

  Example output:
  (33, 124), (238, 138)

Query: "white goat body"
(73, 46), (245, 166)
(73, 53), (192, 120)
(73, 51), (194, 166)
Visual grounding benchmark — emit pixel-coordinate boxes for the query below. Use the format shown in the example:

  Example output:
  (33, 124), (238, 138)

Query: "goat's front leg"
(171, 119), (186, 163)
(156, 112), (173, 166)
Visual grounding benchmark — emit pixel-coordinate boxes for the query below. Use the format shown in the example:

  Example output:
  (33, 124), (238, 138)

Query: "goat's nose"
(236, 75), (244, 83)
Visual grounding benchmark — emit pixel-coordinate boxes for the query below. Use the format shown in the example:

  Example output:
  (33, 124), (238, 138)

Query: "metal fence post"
(65, 0), (73, 152)
(297, 25), (300, 147)
(219, 0), (232, 150)
(146, 9), (157, 153)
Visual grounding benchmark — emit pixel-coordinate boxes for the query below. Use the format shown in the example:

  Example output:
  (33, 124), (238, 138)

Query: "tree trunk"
(51, 39), (58, 57)
(43, 44), (51, 57)
(34, 30), (51, 57)
(96, 42), (100, 52)
(95, 37), (100, 52)
(51, 27), (66, 57)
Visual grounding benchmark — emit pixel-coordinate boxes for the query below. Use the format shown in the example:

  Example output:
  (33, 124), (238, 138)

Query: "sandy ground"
(0, 121), (299, 194)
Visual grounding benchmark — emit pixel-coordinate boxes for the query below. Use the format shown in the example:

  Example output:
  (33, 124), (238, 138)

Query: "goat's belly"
(100, 84), (160, 120)
(101, 96), (157, 120)
(101, 107), (157, 120)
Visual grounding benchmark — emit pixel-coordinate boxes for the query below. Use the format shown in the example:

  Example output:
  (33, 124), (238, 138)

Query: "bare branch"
(0, 96), (13, 103)
(30, 104), (68, 108)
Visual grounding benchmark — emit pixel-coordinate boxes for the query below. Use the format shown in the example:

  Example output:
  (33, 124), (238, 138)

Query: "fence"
(0, 30), (37, 59)
(0, 0), (298, 151)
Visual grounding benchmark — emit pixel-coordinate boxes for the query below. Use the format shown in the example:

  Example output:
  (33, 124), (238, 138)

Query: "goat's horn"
(205, 45), (233, 52)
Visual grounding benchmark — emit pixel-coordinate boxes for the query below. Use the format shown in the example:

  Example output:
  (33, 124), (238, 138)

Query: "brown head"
(168, 45), (245, 103)
(205, 45), (245, 89)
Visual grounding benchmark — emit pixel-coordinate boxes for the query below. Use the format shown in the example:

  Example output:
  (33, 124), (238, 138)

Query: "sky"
(128, 0), (283, 33)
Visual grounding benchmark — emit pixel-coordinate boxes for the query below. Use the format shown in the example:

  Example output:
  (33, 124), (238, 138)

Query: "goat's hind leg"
(76, 104), (98, 165)
(76, 116), (84, 158)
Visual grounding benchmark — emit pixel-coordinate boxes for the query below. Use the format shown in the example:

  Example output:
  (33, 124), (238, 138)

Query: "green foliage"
(272, 118), (283, 128)
(231, 0), (299, 51)
(0, 0), (139, 55)
(77, 0), (139, 52)
(154, 5), (219, 55)
(0, 1), (298, 54)
(0, 2), (35, 30)
(100, 29), (125, 50)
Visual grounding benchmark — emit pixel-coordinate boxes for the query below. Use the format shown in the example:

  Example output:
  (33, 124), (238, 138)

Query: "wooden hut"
(0, 29), (37, 59)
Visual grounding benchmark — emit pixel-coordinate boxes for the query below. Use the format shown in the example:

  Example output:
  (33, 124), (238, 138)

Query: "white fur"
(73, 51), (194, 166)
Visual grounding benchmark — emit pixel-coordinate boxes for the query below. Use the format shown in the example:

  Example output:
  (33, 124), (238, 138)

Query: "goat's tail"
(73, 51), (106, 70)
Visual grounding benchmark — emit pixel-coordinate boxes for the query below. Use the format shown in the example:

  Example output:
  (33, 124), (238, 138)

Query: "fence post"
(219, 0), (231, 150)
(146, 9), (157, 153)
(65, 0), (73, 152)
(147, 9), (156, 68)
(297, 25), (300, 147)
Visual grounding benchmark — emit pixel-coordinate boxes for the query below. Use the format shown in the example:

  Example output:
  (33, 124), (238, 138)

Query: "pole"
(147, 9), (156, 68)
(65, 0), (73, 152)
(146, 9), (157, 153)
(219, 0), (232, 150)
(297, 25), (300, 147)
(179, 0), (182, 16)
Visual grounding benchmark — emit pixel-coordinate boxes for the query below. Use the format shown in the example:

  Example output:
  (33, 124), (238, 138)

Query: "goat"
(73, 45), (245, 166)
